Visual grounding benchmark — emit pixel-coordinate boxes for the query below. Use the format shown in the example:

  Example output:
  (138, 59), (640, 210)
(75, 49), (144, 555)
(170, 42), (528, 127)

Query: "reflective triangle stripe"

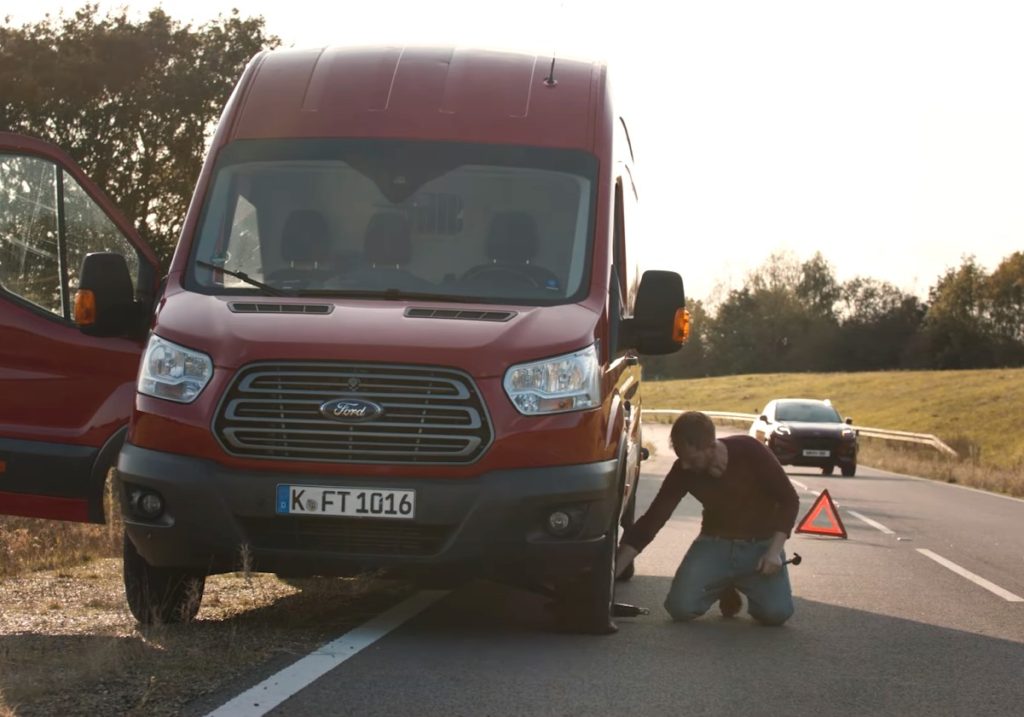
(795, 489), (847, 538)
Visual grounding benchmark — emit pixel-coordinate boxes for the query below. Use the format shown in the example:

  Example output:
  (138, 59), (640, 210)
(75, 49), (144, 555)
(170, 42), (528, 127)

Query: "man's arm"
(749, 439), (800, 575)
(615, 461), (689, 577)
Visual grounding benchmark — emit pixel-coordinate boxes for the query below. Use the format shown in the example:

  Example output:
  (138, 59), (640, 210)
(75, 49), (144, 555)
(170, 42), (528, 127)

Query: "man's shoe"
(718, 586), (742, 618)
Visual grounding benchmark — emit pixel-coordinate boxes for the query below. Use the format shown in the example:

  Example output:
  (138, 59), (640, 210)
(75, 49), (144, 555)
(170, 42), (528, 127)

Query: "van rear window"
(188, 139), (597, 305)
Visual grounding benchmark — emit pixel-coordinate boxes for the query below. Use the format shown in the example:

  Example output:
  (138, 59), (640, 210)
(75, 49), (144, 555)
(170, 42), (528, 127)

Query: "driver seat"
(462, 211), (560, 290)
(267, 209), (334, 286)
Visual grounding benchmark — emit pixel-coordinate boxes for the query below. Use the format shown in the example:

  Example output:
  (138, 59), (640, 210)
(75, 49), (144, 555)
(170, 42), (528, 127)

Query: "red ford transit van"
(0, 46), (685, 633)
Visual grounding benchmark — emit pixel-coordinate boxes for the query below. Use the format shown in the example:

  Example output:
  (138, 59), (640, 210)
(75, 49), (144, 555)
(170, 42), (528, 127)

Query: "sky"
(4, 0), (1023, 303)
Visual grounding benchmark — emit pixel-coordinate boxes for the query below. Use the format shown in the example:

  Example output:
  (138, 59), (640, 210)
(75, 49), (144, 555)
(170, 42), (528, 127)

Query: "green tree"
(704, 252), (839, 374)
(916, 256), (999, 368)
(987, 251), (1024, 344)
(796, 251), (841, 322)
(835, 277), (926, 370)
(0, 4), (280, 266)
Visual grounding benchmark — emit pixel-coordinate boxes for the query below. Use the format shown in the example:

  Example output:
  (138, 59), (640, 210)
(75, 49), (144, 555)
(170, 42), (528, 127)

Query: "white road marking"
(790, 479), (809, 491)
(848, 510), (895, 535)
(917, 549), (1023, 602)
(206, 590), (450, 716)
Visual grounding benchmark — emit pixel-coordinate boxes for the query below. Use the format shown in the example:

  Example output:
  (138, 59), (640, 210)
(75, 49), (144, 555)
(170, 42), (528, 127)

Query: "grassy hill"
(641, 368), (1024, 471)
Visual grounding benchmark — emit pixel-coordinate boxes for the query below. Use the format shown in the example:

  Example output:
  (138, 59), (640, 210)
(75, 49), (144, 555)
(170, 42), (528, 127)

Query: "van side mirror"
(619, 270), (686, 355)
(75, 252), (143, 337)
(760, 415), (769, 423)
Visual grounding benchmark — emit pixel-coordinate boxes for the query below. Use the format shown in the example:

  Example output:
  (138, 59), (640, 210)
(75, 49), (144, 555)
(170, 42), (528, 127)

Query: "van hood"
(152, 290), (601, 378)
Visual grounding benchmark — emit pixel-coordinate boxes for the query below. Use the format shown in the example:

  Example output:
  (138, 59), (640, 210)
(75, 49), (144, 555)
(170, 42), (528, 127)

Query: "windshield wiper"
(195, 260), (290, 297)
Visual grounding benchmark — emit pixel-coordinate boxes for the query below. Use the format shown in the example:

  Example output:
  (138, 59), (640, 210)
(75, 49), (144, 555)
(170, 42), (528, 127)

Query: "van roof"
(229, 46), (605, 152)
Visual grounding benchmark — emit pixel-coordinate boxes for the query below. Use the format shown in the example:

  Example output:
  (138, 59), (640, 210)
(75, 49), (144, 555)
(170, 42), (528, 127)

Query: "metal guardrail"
(643, 409), (959, 459)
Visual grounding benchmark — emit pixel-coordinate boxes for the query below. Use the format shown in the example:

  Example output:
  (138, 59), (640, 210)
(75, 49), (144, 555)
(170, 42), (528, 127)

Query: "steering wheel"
(460, 263), (541, 288)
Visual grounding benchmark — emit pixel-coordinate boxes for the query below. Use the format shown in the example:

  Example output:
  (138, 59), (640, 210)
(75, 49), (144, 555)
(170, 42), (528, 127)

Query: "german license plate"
(803, 449), (831, 458)
(276, 485), (415, 519)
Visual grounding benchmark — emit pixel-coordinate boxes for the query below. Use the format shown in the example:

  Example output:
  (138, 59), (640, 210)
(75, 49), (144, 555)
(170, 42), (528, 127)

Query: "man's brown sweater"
(621, 434), (800, 552)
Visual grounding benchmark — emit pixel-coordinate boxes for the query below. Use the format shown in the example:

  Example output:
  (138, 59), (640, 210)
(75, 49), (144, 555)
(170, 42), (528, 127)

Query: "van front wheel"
(552, 526), (618, 635)
(123, 533), (205, 625)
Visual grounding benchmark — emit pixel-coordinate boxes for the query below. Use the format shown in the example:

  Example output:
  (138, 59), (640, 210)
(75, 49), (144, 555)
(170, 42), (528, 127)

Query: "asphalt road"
(198, 424), (1024, 717)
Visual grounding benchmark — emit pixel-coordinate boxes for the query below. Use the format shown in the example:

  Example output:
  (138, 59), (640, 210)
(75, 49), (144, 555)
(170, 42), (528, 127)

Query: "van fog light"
(131, 490), (165, 519)
(546, 510), (573, 536)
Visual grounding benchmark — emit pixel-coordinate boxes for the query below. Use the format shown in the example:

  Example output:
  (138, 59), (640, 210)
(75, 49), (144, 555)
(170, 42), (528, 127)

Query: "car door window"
(0, 154), (63, 315)
(0, 151), (143, 320)
(63, 171), (140, 293)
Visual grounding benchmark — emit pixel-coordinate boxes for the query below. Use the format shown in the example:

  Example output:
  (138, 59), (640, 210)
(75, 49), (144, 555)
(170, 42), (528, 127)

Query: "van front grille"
(214, 362), (492, 464)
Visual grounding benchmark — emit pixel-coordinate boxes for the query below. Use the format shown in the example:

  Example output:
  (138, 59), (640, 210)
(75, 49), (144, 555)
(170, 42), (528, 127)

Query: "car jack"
(612, 602), (649, 617)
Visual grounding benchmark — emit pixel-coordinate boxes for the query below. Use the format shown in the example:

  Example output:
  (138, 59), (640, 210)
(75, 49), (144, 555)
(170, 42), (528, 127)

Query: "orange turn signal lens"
(74, 289), (97, 326)
(672, 308), (691, 343)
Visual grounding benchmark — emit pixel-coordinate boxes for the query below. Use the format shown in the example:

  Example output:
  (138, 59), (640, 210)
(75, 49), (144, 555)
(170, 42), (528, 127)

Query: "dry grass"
(0, 474), (413, 715)
(642, 369), (1024, 497)
(0, 558), (410, 717)
(0, 481), (121, 578)
(0, 517), (120, 578)
(858, 439), (1024, 498)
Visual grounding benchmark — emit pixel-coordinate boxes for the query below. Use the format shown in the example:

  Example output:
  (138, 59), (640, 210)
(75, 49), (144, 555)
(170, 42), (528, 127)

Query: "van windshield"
(188, 139), (597, 304)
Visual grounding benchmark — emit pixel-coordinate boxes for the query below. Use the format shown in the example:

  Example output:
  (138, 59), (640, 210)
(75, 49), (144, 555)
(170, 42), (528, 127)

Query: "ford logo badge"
(320, 398), (384, 422)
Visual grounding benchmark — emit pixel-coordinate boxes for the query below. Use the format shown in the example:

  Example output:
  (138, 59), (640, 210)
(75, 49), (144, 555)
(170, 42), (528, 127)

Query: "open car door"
(0, 132), (159, 523)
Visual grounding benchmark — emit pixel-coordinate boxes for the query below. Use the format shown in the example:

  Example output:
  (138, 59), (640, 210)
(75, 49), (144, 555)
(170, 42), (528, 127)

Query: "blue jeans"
(664, 535), (794, 626)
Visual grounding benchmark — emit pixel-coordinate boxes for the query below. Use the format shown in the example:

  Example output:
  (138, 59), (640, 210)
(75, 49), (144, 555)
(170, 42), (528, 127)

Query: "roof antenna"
(544, 52), (557, 87)
(544, 1), (564, 87)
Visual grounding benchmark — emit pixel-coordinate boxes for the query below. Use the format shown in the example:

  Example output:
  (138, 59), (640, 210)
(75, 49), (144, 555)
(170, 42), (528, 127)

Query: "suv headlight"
(138, 335), (213, 403)
(841, 427), (856, 439)
(504, 345), (601, 415)
(774, 425), (792, 436)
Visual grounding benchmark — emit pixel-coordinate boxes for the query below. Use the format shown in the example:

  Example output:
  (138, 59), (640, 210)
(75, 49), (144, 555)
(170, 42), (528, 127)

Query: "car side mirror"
(75, 252), (144, 337)
(760, 415), (769, 423)
(845, 417), (853, 425)
(619, 270), (686, 355)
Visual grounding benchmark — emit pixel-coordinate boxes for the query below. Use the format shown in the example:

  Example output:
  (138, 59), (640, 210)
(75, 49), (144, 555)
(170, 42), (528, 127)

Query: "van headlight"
(504, 345), (601, 415)
(138, 335), (213, 403)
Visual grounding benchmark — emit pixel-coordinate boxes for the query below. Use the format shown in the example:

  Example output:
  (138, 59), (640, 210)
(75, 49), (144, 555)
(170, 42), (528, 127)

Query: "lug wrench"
(703, 552), (803, 593)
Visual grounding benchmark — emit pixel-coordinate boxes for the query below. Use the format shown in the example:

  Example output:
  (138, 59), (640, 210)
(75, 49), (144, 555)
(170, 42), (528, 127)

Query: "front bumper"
(116, 443), (620, 585)
(769, 435), (858, 467)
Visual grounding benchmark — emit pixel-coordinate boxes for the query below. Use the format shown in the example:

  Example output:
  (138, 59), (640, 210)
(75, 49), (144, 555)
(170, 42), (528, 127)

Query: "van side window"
(63, 172), (141, 295)
(0, 153), (144, 319)
(612, 179), (627, 313)
(623, 169), (640, 313)
(0, 155), (63, 316)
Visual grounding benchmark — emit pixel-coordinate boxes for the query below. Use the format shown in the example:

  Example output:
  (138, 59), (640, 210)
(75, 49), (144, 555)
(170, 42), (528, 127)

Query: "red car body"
(1, 47), (684, 622)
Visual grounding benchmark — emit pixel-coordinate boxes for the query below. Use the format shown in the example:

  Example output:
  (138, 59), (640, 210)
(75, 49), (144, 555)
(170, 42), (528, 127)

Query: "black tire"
(552, 525), (618, 634)
(123, 532), (205, 625)
(841, 462), (857, 477)
(616, 485), (637, 582)
(821, 465), (835, 476)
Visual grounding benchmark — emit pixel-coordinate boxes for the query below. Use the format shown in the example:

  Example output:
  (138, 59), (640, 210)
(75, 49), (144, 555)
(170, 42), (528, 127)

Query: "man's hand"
(615, 543), (638, 578)
(756, 550), (784, 575)
(757, 531), (789, 576)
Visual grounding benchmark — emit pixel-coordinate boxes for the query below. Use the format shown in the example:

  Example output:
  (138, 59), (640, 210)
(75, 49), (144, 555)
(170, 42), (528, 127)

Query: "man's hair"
(670, 411), (717, 453)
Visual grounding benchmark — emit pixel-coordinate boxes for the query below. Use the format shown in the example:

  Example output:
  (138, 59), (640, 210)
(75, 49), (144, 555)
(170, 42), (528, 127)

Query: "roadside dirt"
(0, 559), (411, 716)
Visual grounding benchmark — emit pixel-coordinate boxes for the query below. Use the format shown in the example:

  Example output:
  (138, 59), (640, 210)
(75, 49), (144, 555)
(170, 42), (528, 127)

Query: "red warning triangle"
(795, 489), (847, 538)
